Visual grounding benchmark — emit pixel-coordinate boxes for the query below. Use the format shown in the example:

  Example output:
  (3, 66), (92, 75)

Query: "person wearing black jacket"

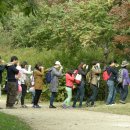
(6, 56), (19, 108)
(73, 62), (88, 108)
(106, 60), (118, 105)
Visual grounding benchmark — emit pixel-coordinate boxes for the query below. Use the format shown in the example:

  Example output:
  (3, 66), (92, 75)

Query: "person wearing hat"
(49, 61), (63, 108)
(118, 60), (130, 104)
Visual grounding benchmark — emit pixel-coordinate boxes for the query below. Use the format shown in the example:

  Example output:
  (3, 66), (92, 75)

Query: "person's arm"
(0, 65), (5, 72)
(78, 68), (87, 76)
(12, 66), (19, 74)
(92, 67), (101, 74)
(124, 70), (130, 84)
(53, 68), (62, 77)
(111, 67), (118, 75)
(66, 74), (75, 81)
(34, 69), (44, 76)
(23, 65), (33, 74)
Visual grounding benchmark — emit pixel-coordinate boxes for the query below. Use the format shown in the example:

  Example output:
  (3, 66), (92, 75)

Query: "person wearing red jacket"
(62, 70), (75, 108)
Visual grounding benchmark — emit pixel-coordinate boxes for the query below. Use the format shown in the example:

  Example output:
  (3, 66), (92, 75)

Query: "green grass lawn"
(89, 101), (130, 116)
(0, 112), (31, 130)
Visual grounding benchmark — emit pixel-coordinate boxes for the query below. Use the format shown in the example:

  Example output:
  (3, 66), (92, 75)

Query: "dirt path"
(0, 99), (130, 130)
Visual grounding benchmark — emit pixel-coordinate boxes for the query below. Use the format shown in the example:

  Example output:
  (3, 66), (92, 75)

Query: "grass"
(89, 101), (130, 116)
(0, 112), (32, 130)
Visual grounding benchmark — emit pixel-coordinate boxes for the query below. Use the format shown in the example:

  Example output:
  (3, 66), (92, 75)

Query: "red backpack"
(102, 70), (111, 81)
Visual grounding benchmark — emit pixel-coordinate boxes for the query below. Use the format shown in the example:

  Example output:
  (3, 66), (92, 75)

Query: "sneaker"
(62, 104), (67, 109)
(36, 105), (41, 108)
(33, 105), (41, 108)
(21, 105), (28, 108)
(119, 100), (126, 104)
(86, 102), (90, 107)
(49, 105), (56, 108)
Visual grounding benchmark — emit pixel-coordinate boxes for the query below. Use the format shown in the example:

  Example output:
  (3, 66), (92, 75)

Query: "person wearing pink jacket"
(62, 70), (75, 108)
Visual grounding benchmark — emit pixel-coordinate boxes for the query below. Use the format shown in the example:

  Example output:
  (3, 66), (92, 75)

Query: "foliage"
(0, 112), (31, 130)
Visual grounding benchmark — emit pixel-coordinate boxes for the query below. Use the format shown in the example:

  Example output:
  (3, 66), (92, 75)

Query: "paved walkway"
(0, 99), (130, 130)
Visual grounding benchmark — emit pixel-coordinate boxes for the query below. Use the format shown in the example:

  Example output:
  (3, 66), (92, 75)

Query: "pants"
(87, 84), (98, 105)
(6, 82), (17, 107)
(106, 80), (116, 104)
(73, 81), (85, 107)
(50, 92), (57, 106)
(119, 84), (128, 101)
(21, 84), (27, 105)
(63, 87), (72, 106)
(34, 90), (42, 106)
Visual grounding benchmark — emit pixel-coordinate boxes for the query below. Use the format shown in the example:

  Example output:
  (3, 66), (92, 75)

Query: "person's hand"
(97, 63), (100, 68)
(60, 66), (63, 70)
(86, 65), (89, 70)
(73, 85), (76, 89)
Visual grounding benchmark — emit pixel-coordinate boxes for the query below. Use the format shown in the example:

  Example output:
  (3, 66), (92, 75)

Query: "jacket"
(50, 67), (62, 92)
(66, 73), (75, 88)
(107, 66), (118, 81)
(91, 66), (101, 86)
(0, 65), (5, 84)
(34, 69), (44, 90)
(122, 68), (130, 87)
(78, 68), (88, 82)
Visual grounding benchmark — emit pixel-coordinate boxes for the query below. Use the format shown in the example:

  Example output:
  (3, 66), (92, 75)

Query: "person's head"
(34, 63), (43, 71)
(121, 60), (129, 68)
(54, 61), (61, 69)
(21, 61), (28, 68)
(10, 56), (18, 65)
(67, 69), (74, 75)
(92, 61), (97, 66)
(78, 62), (86, 69)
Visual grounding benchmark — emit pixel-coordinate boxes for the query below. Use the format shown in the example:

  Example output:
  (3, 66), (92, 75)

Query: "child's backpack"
(74, 70), (82, 85)
(117, 69), (124, 83)
(45, 70), (52, 84)
(102, 70), (111, 81)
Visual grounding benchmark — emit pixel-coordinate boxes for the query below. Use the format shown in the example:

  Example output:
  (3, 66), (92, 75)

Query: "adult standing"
(106, 60), (118, 105)
(33, 63), (44, 108)
(118, 61), (130, 104)
(49, 61), (63, 108)
(0, 57), (5, 109)
(86, 62), (101, 107)
(73, 63), (88, 108)
(20, 61), (32, 108)
(0, 57), (5, 96)
(6, 56), (19, 108)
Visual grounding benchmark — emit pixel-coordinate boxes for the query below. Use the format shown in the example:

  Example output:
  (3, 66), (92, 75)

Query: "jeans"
(73, 81), (85, 107)
(21, 84), (27, 105)
(34, 90), (42, 106)
(119, 84), (128, 101)
(63, 87), (72, 106)
(50, 92), (57, 106)
(87, 84), (98, 105)
(6, 82), (17, 107)
(106, 80), (116, 104)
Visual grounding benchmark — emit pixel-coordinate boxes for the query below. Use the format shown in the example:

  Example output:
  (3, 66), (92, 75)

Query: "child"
(63, 70), (75, 108)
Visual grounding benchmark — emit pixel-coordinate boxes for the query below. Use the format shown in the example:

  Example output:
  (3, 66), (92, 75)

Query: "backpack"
(74, 70), (82, 85)
(102, 70), (111, 81)
(45, 70), (52, 84)
(86, 70), (92, 84)
(117, 69), (124, 83)
(25, 75), (32, 87)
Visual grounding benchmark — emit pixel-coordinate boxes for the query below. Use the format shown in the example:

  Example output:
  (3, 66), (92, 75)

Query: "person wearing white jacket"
(20, 61), (33, 108)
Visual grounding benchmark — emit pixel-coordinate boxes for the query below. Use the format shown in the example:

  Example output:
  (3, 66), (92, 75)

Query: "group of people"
(0, 55), (130, 109)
